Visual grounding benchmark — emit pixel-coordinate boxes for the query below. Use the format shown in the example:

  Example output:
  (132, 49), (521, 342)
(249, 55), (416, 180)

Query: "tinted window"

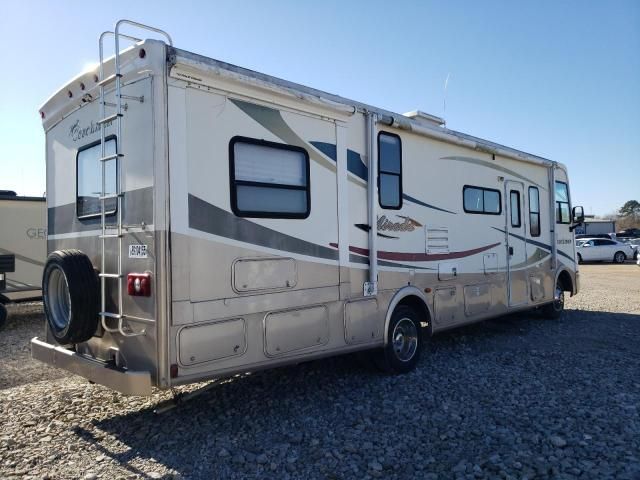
(555, 181), (570, 224)
(484, 190), (501, 214)
(378, 133), (402, 209)
(528, 186), (541, 237)
(77, 138), (117, 218)
(510, 190), (521, 227)
(464, 187), (483, 212)
(463, 186), (502, 215)
(230, 137), (310, 218)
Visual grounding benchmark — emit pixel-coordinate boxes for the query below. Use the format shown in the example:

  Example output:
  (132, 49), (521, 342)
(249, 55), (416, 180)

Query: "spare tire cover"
(42, 249), (99, 344)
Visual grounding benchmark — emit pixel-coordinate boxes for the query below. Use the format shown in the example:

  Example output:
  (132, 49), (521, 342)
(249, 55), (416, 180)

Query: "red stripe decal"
(329, 242), (500, 262)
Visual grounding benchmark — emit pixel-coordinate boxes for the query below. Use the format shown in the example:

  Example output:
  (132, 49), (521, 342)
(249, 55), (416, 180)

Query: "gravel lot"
(1, 264), (639, 480)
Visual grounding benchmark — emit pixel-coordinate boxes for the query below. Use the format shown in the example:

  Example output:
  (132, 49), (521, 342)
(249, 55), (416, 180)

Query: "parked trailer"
(0, 191), (46, 328)
(32, 20), (584, 395)
(574, 219), (616, 236)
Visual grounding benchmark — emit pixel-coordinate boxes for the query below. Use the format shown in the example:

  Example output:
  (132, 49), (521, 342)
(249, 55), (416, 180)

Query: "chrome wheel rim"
(47, 268), (71, 331)
(553, 285), (564, 311)
(392, 318), (418, 362)
(615, 253), (624, 263)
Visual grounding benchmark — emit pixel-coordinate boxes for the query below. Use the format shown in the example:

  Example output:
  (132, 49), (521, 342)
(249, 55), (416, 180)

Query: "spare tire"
(42, 250), (99, 344)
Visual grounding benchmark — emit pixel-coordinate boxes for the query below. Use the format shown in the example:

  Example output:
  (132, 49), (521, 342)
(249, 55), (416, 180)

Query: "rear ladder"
(97, 20), (172, 337)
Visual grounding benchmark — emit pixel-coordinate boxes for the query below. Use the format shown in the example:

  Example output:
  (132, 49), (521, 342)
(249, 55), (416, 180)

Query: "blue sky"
(1, 0), (638, 215)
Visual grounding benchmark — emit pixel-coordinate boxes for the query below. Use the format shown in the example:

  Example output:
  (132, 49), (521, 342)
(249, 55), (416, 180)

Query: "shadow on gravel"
(79, 309), (640, 479)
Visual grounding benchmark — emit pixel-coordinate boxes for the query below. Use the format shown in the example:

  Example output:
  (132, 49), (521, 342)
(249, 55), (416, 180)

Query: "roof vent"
(403, 110), (445, 127)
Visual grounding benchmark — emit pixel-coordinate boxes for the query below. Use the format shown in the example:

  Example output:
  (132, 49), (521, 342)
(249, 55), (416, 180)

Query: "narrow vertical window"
(555, 181), (570, 224)
(378, 132), (402, 209)
(77, 137), (117, 219)
(528, 186), (540, 237)
(510, 190), (521, 227)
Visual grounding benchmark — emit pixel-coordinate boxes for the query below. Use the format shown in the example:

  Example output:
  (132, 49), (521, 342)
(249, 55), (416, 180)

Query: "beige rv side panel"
(0, 199), (46, 296)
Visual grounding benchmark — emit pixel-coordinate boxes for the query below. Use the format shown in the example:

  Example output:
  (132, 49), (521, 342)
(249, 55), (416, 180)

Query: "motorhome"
(32, 21), (584, 395)
(0, 191), (46, 328)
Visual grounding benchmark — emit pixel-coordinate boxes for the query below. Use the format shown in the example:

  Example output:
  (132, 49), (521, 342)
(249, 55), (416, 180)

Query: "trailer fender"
(382, 286), (433, 346)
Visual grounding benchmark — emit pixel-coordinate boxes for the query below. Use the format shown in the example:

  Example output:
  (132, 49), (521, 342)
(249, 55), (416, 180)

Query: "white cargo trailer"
(0, 191), (46, 328)
(32, 21), (584, 395)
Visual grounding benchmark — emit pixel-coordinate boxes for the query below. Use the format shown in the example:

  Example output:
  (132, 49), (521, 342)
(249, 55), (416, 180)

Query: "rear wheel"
(42, 250), (99, 344)
(613, 251), (626, 264)
(541, 279), (565, 319)
(577, 253), (582, 264)
(374, 305), (423, 374)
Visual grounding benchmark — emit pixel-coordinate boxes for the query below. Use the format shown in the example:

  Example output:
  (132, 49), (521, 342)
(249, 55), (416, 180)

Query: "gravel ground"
(1, 264), (639, 480)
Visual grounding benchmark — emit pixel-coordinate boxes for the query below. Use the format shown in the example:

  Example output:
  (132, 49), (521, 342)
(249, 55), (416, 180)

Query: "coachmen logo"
(69, 119), (113, 142)
(377, 215), (422, 232)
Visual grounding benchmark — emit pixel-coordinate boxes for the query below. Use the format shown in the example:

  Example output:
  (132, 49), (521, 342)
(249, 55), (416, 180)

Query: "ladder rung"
(99, 193), (124, 200)
(100, 312), (124, 319)
(97, 113), (122, 125)
(99, 273), (122, 279)
(97, 73), (122, 87)
(99, 233), (122, 239)
(100, 153), (124, 162)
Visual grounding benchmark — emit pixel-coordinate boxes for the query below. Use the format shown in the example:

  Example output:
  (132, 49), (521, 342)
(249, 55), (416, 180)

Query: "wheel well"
(615, 250), (626, 258)
(557, 270), (573, 296)
(396, 295), (432, 335)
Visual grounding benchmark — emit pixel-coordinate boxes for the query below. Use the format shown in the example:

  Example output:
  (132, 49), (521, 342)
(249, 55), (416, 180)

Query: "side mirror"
(572, 206), (584, 224)
(569, 206), (585, 232)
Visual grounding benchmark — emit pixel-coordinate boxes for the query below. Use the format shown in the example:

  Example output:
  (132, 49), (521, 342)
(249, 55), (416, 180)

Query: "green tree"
(619, 200), (640, 218)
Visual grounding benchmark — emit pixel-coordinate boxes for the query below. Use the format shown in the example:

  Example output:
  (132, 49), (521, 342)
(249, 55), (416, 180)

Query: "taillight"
(127, 273), (151, 297)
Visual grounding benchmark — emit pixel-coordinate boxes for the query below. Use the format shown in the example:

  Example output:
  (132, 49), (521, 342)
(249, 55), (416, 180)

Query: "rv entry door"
(505, 181), (529, 306)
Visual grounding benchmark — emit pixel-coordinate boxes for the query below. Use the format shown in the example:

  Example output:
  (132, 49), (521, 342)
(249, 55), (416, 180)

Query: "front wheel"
(613, 251), (626, 264)
(374, 305), (423, 374)
(541, 280), (565, 319)
(577, 253), (582, 264)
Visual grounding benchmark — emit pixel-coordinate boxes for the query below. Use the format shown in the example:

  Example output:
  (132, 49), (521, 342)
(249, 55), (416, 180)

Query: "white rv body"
(33, 24), (580, 395)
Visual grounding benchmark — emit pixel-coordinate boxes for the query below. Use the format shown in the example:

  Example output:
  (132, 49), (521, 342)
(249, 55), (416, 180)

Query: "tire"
(613, 251), (626, 264)
(42, 250), (99, 344)
(541, 279), (565, 319)
(577, 253), (582, 264)
(0, 303), (7, 331)
(374, 305), (423, 374)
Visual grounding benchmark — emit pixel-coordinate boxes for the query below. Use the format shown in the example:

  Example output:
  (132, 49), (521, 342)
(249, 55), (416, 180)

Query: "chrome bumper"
(31, 337), (153, 396)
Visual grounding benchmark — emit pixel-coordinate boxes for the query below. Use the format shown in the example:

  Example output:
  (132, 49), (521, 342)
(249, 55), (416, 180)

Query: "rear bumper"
(31, 337), (153, 396)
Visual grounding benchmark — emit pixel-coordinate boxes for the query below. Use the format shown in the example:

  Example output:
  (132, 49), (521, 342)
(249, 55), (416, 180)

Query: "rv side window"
(463, 186), (502, 215)
(555, 181), (570, 224)
(510, 191), (521, 227)
(230, 137), (310, 218)
(76, 137), (117, 219)
(378, 132), (402, 209)
(528, 187), (540, 237)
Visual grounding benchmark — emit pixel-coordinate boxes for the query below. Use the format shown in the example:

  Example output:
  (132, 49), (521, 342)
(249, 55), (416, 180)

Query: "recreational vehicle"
(32, 21), (584, 395)
(0, 191), (46, 328)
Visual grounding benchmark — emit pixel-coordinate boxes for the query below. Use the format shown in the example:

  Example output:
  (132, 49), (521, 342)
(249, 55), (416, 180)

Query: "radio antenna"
(443, 72), (451, 120)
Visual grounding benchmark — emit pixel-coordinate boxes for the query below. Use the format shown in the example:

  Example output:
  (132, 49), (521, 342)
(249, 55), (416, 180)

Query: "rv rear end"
(32, 39), (170, 395)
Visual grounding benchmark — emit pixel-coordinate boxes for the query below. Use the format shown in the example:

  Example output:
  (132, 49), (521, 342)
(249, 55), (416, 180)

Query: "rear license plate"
(128, 244), (148, 259)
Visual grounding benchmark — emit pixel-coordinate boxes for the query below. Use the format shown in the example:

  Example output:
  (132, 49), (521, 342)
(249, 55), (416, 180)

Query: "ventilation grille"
(426, 227), (449, 254)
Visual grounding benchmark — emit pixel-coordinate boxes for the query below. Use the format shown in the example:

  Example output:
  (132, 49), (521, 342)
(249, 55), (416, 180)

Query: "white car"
(618, 238), (640, 260)
(576, 238), (635, 264)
